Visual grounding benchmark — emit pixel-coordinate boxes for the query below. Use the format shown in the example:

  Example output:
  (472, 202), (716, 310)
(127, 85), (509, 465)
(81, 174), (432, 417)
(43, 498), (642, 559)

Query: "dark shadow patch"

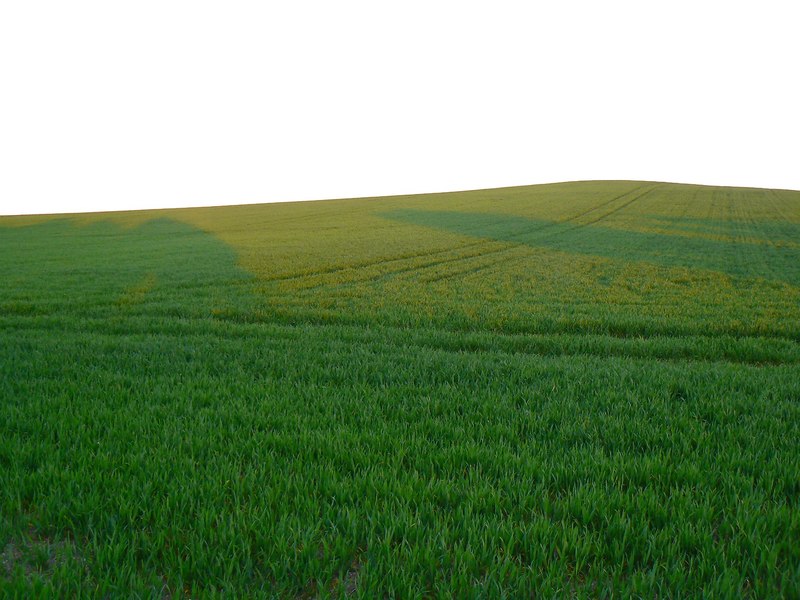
(0, 218), (257, 320)
(381, 209), (800, 286)
(639, 214), (800, 244)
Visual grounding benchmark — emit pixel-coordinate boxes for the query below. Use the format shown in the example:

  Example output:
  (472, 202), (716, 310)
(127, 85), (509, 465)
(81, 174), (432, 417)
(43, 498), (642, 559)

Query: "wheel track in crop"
(413, 185), (661, 285)
(299, 240), (555, 292)
(419, 252), (531, 284)
(274, 182), (748, 299)
(290, 240), (527, 292)
(260, 237), (498, 284)
(261, 239), (509, 294)
(554, 184), (654, 226)
(388, 184), (659, 286)
(534, 185), (661, 241)
(261, 182), (779, 296)
(259, 184), (652, 288)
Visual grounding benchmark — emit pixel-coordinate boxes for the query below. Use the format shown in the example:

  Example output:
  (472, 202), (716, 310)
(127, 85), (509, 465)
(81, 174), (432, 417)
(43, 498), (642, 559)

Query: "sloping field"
(1, 181), (799, 596)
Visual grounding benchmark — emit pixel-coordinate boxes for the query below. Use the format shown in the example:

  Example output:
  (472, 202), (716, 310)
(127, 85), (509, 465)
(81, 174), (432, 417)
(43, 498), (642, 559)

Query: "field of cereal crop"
(2, 180), (799, 596)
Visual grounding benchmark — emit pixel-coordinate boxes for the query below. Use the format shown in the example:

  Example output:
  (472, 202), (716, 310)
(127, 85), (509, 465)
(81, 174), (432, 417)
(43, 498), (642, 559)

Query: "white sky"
(1, 1), (798, 216)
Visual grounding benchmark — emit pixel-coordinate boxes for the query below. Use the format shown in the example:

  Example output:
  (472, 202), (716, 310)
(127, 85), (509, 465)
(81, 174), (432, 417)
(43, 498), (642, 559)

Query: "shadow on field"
(0, 218), (256, 319)
(640, 214), (800, 244)
(382, 209), (800, 286)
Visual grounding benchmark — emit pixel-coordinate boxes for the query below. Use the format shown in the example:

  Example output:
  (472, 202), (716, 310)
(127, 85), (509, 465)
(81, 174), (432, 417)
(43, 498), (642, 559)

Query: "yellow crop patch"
(115, 273), (157, 307)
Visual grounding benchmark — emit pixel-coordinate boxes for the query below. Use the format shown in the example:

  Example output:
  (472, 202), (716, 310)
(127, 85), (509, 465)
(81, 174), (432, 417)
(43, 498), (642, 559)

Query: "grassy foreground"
(1, 181), (799, 597)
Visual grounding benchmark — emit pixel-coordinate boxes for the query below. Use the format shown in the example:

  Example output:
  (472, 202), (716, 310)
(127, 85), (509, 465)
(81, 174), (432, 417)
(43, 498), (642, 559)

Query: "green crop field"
(2, 180), (799, 597)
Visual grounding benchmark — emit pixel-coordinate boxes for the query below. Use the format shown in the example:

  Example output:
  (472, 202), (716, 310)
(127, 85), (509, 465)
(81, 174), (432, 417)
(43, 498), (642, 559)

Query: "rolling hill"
(2, 181), (799, 596)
